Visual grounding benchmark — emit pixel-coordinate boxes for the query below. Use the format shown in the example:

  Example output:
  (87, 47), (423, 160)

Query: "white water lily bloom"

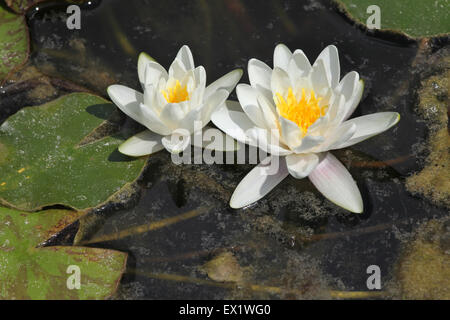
(108, 45), (242, 155)
(212, 44), (400, 213)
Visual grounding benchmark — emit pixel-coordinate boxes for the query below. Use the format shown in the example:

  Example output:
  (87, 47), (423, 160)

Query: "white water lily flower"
(212, 44), (400, 213)
(107, 45), (242, 155)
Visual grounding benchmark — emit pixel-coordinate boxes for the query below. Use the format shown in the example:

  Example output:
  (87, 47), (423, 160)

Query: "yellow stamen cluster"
(274, 87), (327, 134)
(162, 80), (190, 103)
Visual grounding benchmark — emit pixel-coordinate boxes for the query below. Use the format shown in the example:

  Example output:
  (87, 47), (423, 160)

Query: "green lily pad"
(0, 5), (28, 85)
(334, 0), (450, 38)
(0, 93), (147, 211)
(0, 206), (127, 299)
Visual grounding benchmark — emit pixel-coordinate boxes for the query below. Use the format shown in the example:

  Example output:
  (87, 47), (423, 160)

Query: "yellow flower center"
(162, 80), (190, 103)
(274, 87), (327, 134)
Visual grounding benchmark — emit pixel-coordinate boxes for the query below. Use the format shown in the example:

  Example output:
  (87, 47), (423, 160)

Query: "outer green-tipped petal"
(191, 126), (240, 152)
(118, 130), (164, 157)
(138, 52), (156, 88)
(336, 112), (400, 149)
(285, 153), (320, 179)
(205, 69), (243, 99)
(230, 156), (289, 209)
(308, 152), (363, 213)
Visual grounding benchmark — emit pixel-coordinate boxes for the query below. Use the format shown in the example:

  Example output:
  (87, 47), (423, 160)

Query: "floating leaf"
(334, 0), (450, 38)
(0, 93), (147, 211)
(0, 206), (127, 299)
(0, 5), (28, 84)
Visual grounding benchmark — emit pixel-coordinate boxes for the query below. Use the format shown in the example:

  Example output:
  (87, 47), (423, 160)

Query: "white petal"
(138, 52), (156, 88)
(343, 80), (364, 120)
(191, 126), (239, 152)
(169, 58), (187, 80)
(273, 43), (292, 71)
(336, 112), (400, 149)
(139, 103), (172, 135)
(108, 85), (170, 135)
(211, 104), (256, 146)
(256, 94), (279, 130)
(230, 155), (289, 209)
(247, 127), (291, 156)
(143, 61), (168, 88)
(279, 116), (302, 149)
(205, 69), (243, 99)
(161, 132), (191, 154)
(314, 45), (340, 89)
(118, 130), (164, 156)
(271, 67), (291, 96)
(310, 59), (330, 96)
(291, 135), (325, 153)
(200, 89), (229, 126)
(318, 122), (356, 152)
(159, 102), (188, 130)
(308, 152), (363, 213)
(286, 153), (320, 179)
(236, 84), (266, 128)
(248, 58), (273, 98)
(291, 49), (312, 76)
(176, 45), (195, 71)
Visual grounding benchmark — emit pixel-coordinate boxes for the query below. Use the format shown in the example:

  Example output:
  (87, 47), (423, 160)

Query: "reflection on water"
(0, 0), (447, 299)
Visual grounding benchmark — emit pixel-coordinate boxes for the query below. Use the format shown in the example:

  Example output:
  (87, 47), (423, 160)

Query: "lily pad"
(5, 0), (84, 13)
(0, 93), (147, 211)
(334, 0), (450, 38)
(0, 5), (28, 85)
(0, 206), (127, 299)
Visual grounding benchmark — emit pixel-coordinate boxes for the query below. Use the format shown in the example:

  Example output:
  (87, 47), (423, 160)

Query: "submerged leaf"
(0, 93), (147, 211)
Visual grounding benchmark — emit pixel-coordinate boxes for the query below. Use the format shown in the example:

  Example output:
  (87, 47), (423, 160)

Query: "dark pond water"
(1, 0), (448, 299)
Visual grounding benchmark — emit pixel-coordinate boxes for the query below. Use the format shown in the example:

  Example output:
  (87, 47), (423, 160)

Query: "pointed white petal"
(236, 84), (266, 128)
(211, 104), (256, 146)
(230, 155), (289, 208)
(248, 58), (273, 98)
(308, 152), (363, 213)
(161, 132), (191, 154)
(159, 102), (188, 130)
(108, 85), (171, 135)
(169, 58), (187, 79)
(192, 126), (240, 152)
(320, 122), (356, 151)
(291, 49), (312, 76)
(138, 52), (156, 88)
(343, 80), (364, 120)
(273, 43), (292, 71)
(176, 45), (195, 70)
(271, 67), (291, 96)
(291, 135), (325, 153)
(314, 45), (340, 89)
(200, 89), (229, 126)
(286, 153), (320, 179)
(310, 59), (330, 96)
(205, 69), (243, 99)
(118, 130), (164, 156)
(139, 103), (172, 135)
(279, 116), (302, 149)
(256, 94), (279, 130)
(247, 127), (292, 156)
(143, 61), (168, 88)
(336, 112), (400, 149)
